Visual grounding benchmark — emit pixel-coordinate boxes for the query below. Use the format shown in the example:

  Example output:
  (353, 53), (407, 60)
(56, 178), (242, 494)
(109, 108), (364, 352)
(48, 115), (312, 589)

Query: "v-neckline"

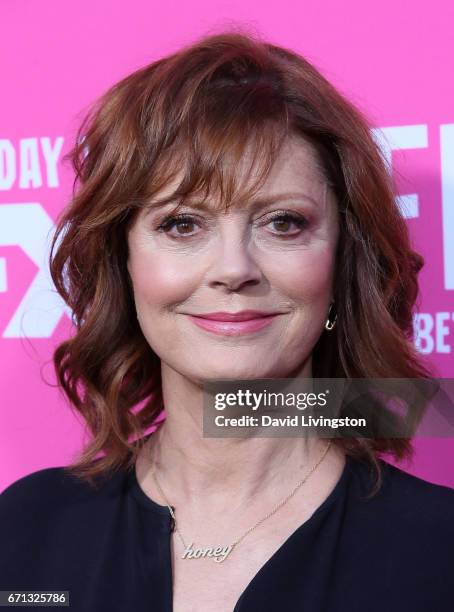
(128, 443), (352, 612)
(232, 454), (351, 610)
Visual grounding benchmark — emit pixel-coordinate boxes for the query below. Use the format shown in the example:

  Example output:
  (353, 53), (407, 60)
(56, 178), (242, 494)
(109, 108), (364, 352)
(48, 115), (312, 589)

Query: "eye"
(264, 212), (309, 236)
(155, 210), (309, 239)
(156, 214), (200, 236)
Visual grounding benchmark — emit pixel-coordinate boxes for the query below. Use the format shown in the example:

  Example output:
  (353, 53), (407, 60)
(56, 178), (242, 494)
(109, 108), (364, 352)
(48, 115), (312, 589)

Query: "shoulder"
(0, 464), (132, 589)
(0, 463), (127, 525)
(2, 466), (71, 498)
(2, 466), (88, 504)
(1, 467), (78, 528)
(380, 459), (454, 512)
(0, 462), (132, 573)
(349, 456), (454, 536)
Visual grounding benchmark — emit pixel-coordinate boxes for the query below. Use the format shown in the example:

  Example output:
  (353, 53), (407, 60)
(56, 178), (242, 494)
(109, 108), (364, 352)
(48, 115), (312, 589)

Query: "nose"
(206, 228), (263, 292)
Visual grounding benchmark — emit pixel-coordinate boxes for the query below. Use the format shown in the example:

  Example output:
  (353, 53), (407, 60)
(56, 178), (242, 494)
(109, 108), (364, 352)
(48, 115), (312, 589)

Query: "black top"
(1, 444), (454, 612)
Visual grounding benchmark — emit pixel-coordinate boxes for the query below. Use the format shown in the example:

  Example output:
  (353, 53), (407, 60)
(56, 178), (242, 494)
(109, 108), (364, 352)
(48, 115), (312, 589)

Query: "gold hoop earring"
(325, 302), (337, 331)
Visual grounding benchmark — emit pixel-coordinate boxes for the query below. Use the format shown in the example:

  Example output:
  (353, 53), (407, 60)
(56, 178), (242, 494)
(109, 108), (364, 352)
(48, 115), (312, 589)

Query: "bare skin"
(127, 134), (345, 612)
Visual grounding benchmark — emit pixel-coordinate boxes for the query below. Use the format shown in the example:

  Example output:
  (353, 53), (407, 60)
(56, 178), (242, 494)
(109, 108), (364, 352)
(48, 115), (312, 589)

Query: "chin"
(193, 365), (272, 382)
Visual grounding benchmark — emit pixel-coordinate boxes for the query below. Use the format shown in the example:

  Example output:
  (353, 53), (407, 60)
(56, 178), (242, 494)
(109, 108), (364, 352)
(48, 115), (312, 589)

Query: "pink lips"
(185, 310), (281, 336)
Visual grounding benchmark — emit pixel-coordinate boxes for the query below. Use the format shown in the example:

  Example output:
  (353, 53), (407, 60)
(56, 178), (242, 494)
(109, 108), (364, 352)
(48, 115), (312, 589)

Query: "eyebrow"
(145, 191), (321, 213)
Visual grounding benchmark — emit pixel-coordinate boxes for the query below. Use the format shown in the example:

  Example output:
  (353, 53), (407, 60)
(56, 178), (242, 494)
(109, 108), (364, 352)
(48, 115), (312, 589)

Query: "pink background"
(1, 1), (453, 492)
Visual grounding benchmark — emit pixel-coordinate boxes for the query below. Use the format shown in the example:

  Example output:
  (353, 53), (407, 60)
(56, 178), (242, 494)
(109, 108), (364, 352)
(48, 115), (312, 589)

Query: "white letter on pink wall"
(440, 124), (454, 291)
(19, 139), (42, 189)
(0, 203), (71, 338)
(40, 137), (64, 188)
(372, 125), (428, 219)
(0, 140), (16, 190)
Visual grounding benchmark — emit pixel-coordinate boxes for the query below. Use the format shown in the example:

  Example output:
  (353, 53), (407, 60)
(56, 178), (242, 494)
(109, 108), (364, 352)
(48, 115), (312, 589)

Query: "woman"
(1, 30), (453, 612)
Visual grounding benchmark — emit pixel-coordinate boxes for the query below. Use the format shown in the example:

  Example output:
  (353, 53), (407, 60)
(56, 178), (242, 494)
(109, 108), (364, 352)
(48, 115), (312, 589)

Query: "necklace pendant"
(181, 542), (234, 563)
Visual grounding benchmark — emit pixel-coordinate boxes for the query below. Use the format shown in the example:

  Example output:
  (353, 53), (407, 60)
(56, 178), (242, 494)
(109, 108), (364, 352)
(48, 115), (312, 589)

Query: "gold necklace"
(150, 440), (332, 563)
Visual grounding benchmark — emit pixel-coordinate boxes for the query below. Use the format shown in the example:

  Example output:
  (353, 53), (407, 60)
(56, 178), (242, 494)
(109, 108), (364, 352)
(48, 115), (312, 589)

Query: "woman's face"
(127, 135), (339, 382)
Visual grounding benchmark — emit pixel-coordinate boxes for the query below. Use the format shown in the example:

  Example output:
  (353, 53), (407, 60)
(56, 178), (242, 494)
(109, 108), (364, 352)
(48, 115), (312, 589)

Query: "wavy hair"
(49, 28), (432, 494)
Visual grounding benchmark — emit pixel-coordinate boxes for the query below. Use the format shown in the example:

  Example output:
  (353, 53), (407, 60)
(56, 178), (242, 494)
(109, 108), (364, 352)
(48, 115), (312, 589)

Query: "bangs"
(141, 73), (292, 215)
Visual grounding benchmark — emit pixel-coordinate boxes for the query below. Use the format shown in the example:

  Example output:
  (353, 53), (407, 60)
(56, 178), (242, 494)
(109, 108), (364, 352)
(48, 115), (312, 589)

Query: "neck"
(136, 363), (341, 517)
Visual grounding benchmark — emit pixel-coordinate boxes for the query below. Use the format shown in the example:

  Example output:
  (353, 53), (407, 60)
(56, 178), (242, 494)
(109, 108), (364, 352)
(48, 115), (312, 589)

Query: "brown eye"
(272, 218), (291, 232)
(157, 214), (199, 236)
(266, 212), (308, 235)
(174, 220), (194, 234)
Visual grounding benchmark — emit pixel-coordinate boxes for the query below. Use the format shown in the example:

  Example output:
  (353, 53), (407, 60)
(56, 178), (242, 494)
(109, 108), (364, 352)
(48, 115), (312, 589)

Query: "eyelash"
(155, 211), (309, 238)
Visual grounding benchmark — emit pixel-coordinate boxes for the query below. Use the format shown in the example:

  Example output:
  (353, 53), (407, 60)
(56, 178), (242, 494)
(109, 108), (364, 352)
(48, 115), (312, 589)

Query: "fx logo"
(0, 203), (71, 338)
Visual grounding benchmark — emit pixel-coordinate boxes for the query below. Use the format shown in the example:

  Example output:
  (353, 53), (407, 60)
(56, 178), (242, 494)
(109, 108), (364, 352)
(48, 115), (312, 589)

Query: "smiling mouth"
(184, 313), (281, 336)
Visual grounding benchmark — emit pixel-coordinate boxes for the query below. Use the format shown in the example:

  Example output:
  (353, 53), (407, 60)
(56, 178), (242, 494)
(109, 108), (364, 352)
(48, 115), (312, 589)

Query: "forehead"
(256, 135), (328, 194)
(140, 133), (332, 216)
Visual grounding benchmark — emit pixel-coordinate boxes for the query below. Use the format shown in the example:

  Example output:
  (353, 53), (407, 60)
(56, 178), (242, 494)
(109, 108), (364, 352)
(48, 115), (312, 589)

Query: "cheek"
(129, 250), (197, 308)
(268, 247), (336, 301)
